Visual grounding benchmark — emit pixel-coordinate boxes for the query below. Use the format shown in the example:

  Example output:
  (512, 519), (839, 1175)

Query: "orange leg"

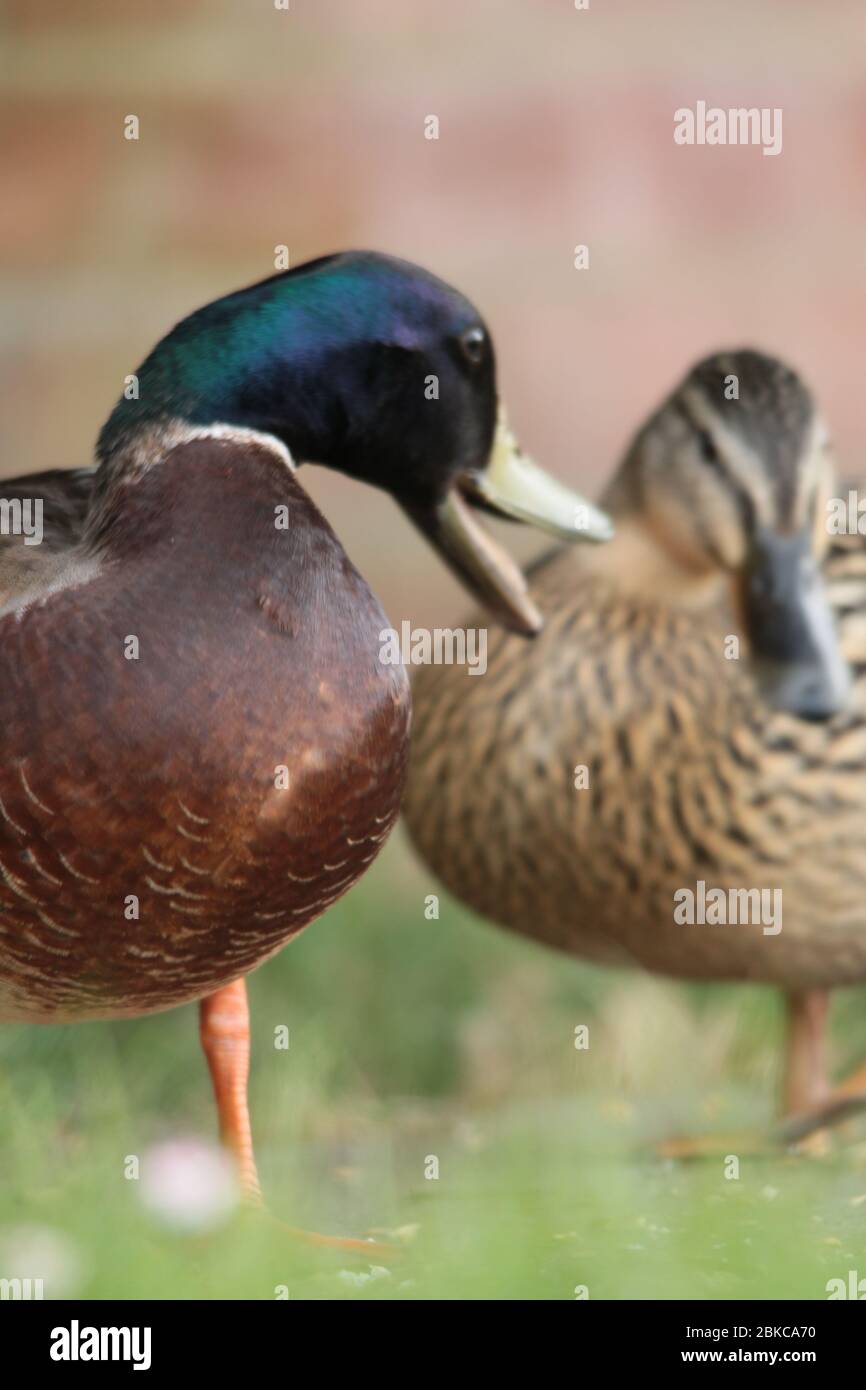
(659, 988), (837, 1159)
(199, 978), (262, 1203)
(199, 977), (390, 1253)
(775, 992), (866, 1146)
(782, 989), (829, 1117)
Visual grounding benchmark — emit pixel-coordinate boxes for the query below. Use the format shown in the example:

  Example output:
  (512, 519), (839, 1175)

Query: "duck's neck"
(95, 262), (367, 480)
(577, 514), (731, 613)
(95, 416), (294, 492)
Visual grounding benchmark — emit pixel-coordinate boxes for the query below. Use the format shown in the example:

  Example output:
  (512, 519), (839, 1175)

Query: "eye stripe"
(673, 399), (757, 536)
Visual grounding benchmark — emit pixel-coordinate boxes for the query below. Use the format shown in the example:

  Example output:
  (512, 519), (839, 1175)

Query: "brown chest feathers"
(0, 441), (410, 1021)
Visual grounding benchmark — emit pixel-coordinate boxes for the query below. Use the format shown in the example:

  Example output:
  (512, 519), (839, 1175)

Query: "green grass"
(3, 828), (866, 1300)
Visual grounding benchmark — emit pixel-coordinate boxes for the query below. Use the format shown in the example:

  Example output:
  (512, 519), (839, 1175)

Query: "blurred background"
(3, 0), (866, 1300)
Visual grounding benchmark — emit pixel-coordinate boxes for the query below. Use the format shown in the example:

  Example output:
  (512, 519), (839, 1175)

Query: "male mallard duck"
(0, 251), (611, 1228)
(405, 349), (866, 1147)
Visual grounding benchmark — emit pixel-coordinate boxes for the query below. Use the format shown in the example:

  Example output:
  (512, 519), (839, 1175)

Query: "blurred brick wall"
(3, 0), (866, 627)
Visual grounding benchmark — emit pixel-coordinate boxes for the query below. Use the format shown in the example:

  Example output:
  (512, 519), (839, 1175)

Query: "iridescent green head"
(99, 251), (611, 632)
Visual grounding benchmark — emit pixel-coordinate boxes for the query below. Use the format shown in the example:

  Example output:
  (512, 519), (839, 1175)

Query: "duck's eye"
(697, 430), (718, 464)
(459, 326), (486, 367)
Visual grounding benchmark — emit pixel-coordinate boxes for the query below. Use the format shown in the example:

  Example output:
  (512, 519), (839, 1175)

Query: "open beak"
(404, 409), (613, 635)
(743, 529), (851, 721)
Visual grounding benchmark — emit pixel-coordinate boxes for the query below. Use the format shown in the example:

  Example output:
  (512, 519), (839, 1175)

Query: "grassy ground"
(3, 827), (866, 1301)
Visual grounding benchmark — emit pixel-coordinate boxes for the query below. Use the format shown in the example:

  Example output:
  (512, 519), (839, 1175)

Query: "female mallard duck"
(404, 349), (866, 1147)
(0, 251), (610, 1225)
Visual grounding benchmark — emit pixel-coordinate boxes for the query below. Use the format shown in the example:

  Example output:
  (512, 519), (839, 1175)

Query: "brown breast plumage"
(0, 439), (410, 1021)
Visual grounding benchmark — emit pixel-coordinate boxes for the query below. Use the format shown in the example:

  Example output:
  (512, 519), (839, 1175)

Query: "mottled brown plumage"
(406, 532), (866, 985)
(404, 350), (866, 1128)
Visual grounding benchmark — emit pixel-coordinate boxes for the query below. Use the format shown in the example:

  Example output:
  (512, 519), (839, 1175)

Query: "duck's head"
(99, 251), (610, 634)
(605, 349), (850, 720)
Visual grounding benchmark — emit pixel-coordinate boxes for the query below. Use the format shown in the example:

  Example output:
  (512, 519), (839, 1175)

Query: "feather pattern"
(405, 352), (866, 991)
